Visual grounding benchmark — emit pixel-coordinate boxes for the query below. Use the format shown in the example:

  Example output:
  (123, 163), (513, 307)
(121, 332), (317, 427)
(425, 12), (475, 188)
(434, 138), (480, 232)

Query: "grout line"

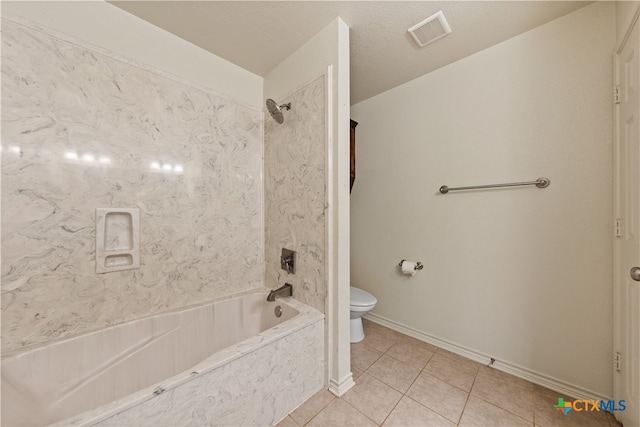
(352, 323), (545, 427)
(456, 364), (479, 426)
(340, 396), (382, 426)
(471, 367), (537, 425)
(532, 381), (537, 427)
(357, 326), (410, 425)
(374, 334), (410, 425)
(379, 327), (464, 425)
(303, 411), (318, 426)
(363, 323), (464, 424)
(378, 395), (402, 426)
(297, 393), (336, 426)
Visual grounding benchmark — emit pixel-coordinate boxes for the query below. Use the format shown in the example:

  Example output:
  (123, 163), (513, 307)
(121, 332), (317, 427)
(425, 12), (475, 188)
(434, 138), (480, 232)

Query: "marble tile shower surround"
(1, 18), (264, 352)
(264, 76), (326, 314)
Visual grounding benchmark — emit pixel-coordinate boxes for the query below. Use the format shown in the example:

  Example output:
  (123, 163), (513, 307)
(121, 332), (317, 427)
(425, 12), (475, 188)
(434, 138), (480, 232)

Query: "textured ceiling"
(112, 1), (593, 104)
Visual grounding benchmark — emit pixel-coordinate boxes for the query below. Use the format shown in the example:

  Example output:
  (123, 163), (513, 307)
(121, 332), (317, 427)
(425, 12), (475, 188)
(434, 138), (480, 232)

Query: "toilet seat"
(350, 286), (377, 308)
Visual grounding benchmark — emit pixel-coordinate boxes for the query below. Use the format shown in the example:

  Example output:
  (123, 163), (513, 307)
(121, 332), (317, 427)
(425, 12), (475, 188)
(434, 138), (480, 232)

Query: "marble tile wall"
(1, 18), (264, 352)
(264, 77), (327, 314)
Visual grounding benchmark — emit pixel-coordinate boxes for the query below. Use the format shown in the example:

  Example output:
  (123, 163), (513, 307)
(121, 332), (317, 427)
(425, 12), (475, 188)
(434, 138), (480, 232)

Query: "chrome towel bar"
(439, 177), (550, 194)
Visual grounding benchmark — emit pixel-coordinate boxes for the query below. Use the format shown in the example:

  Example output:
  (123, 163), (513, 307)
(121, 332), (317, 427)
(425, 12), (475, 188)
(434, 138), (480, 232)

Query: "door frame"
(613, 5), (640, 426)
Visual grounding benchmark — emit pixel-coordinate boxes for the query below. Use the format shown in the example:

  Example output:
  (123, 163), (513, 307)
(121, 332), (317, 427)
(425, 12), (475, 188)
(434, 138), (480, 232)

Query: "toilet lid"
(350, 287), (377, 307)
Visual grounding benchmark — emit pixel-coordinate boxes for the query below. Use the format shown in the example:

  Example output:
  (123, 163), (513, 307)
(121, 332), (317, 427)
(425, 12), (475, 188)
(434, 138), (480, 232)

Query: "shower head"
(266, 98), (291, 124)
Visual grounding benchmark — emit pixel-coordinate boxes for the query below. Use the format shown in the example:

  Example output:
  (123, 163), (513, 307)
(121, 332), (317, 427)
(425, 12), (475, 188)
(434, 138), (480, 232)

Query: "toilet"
(350, 286), (377, 343)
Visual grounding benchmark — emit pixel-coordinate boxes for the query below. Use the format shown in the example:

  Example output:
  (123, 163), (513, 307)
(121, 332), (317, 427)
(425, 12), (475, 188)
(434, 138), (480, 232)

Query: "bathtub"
(1, 289), (325, 426)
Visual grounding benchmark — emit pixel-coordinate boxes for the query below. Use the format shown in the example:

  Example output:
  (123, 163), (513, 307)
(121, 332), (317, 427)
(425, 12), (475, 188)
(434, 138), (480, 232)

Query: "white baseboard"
(364, 313), (612, 402)
(328, 372), (355, 397)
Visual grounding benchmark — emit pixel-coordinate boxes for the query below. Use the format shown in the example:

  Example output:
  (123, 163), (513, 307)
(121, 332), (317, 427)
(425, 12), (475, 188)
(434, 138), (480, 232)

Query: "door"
(615, 15), (640, 427)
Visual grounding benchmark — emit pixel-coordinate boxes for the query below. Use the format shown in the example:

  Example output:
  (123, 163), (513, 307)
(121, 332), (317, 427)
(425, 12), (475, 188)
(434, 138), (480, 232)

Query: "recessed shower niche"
(96, 208), (140, 273)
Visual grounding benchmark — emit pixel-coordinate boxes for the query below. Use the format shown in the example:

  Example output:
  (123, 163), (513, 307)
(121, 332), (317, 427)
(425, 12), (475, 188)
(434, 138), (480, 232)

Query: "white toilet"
(350, 286), (377, 343)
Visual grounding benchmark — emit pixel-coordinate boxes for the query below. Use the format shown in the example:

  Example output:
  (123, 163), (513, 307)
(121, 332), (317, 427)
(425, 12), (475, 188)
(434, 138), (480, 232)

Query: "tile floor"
(277, 319), (622, 427)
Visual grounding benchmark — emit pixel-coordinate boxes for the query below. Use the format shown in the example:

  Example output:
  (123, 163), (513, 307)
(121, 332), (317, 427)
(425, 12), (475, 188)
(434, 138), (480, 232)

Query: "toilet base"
(350, 318), (365, 343)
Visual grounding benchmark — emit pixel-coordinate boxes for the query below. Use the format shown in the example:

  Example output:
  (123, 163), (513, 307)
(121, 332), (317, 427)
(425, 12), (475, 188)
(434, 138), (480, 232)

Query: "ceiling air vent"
(408, 11), (452, 48)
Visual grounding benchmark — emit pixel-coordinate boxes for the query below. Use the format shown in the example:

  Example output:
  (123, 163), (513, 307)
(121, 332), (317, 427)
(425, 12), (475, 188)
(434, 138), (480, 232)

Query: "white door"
(615, 15), (640, 427)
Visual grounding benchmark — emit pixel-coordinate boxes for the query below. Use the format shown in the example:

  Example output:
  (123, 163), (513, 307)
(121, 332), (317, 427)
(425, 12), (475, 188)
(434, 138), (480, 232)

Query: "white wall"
(264, 18), (353, 396)
(616, 1), (640, 48)
(1, 1), (263, 108)
(351, 2), (614, 399)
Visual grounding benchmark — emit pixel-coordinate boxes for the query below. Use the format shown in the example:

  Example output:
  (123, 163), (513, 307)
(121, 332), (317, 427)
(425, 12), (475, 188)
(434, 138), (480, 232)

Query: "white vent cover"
(408, 11), (452, 48)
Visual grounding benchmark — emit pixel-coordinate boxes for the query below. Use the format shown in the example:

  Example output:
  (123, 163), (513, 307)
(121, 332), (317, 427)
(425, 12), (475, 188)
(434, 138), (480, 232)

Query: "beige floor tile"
(362, 318), (390, 332)
(397, 334), (439, 352)
(367, 354), (420, 393)
(289, 388), (335, 426)
(436, 349), (479, 364)
(308, 326), (621, 427)
(362, 319), (405, 338)
(471, 366), (534, 421)
(533, 385), (557, 399)
(351, 342), (382, 371)
(423, 351), (479, 392)
(361, 322), (403, 353)
(275, 415), (300, 427)
(476, 365), (534, 390)
(406, 372), (469, 423)
(382, 396), (455, 427)
(459, 396), (532, 426)
(307, 399), (377, 427)
(534, 387), (611, 427)
(608, 412), (624, 427)
(386, 338), (436, 370)
(351, 365), (364, 380)
(342, 373), (403, 424)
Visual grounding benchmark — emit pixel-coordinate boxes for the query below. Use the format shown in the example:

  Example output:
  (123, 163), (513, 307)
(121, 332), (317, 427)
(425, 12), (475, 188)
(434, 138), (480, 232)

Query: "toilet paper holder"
(399, 260), (424, 271)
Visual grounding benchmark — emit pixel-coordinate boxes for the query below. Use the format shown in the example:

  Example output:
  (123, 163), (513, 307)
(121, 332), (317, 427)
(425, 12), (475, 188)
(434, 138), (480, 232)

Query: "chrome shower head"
(266, 98), (291, 124)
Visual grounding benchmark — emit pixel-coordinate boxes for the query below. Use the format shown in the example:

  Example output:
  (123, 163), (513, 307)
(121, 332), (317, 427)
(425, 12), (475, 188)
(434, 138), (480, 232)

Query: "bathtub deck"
(2, 291), (324, 427)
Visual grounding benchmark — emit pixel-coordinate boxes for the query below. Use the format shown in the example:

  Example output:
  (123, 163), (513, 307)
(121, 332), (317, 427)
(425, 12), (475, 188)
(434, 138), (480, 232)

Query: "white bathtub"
(1, 289), (325, 426)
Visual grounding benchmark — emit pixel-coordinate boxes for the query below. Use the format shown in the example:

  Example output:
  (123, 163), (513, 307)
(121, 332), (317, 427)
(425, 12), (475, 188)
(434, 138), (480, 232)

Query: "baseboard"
(364, 313), (612, 402)
(328, 372), (355, 397)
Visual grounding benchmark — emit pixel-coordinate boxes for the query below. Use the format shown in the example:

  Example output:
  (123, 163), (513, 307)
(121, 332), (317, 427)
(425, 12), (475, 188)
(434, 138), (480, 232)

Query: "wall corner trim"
(328, 373), (355, 397)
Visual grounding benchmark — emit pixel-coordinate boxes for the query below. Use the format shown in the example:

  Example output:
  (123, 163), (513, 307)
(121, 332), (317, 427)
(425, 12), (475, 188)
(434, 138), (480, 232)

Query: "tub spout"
(267, 283), (293, 302)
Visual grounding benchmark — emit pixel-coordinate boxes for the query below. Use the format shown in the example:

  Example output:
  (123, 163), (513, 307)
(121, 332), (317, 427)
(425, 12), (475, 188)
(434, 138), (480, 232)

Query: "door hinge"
(615, 219), (622, 237)
(614, 352), (622, 371)
(614, 86), (621, 104)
